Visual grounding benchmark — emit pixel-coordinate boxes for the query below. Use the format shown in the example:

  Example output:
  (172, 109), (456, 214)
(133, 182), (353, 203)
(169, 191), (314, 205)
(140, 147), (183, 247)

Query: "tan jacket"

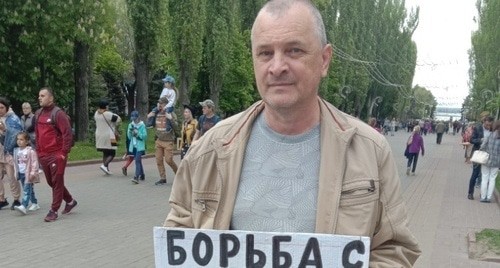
(165, 99), (421, 267)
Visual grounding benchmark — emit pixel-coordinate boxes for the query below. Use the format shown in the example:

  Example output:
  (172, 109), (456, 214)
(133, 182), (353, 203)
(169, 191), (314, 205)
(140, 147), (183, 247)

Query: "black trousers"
(436, 133), (443, 144)
(468, 163), (481, 195)
(407, 153), (419, 172)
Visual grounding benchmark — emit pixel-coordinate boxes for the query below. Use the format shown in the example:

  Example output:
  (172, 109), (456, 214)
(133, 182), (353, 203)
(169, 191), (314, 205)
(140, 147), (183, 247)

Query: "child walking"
(128, 111), (147, 184)
(121, 136), (134, 176)
(13, 132), (40, 215)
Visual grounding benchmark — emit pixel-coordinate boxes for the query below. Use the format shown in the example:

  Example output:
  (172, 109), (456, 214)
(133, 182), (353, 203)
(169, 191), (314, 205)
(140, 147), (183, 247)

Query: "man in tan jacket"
(164, 0), (421, 266)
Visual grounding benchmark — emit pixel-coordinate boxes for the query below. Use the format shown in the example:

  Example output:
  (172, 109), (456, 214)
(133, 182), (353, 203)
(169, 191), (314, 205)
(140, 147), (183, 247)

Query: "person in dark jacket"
(406, 126), (425, 176)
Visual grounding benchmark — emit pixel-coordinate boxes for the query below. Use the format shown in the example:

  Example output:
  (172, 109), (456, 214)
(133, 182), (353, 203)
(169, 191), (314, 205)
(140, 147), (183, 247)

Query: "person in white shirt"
(160, 75), (177, 113)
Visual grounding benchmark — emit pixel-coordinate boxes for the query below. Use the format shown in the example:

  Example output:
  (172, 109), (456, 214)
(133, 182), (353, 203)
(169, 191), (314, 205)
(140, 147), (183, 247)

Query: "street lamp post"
(482, 89), (494, 112)
(369, 96), (383, 117)
(338, 85), (352, 113)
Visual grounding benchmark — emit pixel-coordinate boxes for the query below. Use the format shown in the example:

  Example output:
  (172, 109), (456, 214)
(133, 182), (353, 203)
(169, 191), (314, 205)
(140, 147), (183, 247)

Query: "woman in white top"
(94, 100), (121, 175)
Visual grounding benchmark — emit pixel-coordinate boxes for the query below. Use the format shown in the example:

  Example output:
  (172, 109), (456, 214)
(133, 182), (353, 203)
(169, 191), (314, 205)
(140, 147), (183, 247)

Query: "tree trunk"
(134, 54), (149, 119)
(73, 40), (90, 141)
(178, 60), (190, 107)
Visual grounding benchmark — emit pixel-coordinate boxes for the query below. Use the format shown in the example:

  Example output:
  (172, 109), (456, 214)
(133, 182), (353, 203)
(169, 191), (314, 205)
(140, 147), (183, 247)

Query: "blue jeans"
(19, 173), (38, 207)
(133, 148), (145, 177)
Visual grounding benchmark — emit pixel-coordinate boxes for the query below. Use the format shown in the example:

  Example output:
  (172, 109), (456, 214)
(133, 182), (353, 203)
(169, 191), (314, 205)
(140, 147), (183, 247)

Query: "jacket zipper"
(195, 198), (217, 213)
(213, 162), (224, 227)
(341, 180), (376, 197)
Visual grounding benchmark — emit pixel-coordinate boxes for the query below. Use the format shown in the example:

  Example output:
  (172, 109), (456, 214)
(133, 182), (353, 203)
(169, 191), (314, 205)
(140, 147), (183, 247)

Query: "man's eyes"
(257, 48), (303, 58)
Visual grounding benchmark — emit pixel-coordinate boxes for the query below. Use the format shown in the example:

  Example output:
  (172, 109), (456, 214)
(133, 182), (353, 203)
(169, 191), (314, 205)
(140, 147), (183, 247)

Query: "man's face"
(158, 102), (167, 111)
(251, 3), (332, 111)
(22, 106), (32, 115)
(484, 120), (493, 131)
(0, 103), (7, 117)
(38, 89), (53, 108)
(202, 105), (211, 115)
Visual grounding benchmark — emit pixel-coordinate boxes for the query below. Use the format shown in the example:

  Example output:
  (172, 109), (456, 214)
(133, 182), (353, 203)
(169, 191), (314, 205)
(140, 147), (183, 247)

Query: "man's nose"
(269, 53), (289, 76)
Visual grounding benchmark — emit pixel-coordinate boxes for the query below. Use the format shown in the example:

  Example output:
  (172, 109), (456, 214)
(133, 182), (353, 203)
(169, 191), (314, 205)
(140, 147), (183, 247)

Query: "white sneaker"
(14, 205), (27, 215)
(28, 203), (40, 211)
(100, 165), (112, 175)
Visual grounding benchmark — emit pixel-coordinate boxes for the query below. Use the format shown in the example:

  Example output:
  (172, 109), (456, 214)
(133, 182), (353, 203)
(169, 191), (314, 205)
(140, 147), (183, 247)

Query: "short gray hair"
(254, 0), (327, 46)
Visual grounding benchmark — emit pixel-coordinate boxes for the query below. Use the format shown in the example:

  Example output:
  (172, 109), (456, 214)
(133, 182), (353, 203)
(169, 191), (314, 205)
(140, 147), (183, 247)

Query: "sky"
(405, 0), (478, 108)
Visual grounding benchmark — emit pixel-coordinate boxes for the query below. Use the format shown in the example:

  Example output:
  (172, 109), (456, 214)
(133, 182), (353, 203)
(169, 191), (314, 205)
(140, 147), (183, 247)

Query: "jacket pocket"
(340, 178), (379, 207)
(192, 192), (220, 218)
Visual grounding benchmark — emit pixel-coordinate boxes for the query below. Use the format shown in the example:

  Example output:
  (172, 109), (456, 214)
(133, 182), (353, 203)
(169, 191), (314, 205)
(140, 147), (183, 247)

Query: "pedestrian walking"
(435, 121), (445, 144)
(147, 97), (178, 185)
(94, 99), (122, 175)
(390, 117), (396, 136)
(164, 0), (420, 266)
(35, 87), (77, 222)
(0, 97), (23, 210)
(179, 105), (197, 159)
(406, 126), (425, 176)
(192, 99), (220, 141)
(13, 132), (40, 214)
(127, 111), (147, 184)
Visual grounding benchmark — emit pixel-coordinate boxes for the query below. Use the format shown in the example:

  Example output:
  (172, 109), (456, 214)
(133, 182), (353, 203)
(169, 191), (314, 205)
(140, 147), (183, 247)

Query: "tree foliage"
(0, 0), (433, 142)
(126, 0), (166, 117)
(468, 0), (500, 120)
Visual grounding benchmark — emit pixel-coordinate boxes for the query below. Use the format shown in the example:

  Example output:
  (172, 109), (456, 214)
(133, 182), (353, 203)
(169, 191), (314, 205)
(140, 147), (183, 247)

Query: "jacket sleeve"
(138, 124), (147, 140)
(470, 126), (482, 147)
(479, 134), (489, 150)
(370, 142), (421, 267)
(164, 159), (195, 228)
(55, 111), (73, 155)
(4, 115), (23, 154)
(28, 149), (40, 182)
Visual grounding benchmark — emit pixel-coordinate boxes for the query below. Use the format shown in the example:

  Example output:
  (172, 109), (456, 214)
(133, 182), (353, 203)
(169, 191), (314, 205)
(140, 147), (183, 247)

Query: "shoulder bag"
(102, 113), (120, 144)
(470, 150), (489, 165)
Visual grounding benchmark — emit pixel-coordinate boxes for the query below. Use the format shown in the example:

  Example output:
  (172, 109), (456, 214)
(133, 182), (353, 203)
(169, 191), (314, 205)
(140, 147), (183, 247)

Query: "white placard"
(154, 227), (370, 267)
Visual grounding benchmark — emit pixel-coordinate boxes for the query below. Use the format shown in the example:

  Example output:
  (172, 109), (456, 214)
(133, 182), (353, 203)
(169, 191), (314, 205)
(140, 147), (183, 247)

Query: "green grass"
(476, 229), (500, 254)
(497, 173), (500, 193)
(68, 127), (159, 162)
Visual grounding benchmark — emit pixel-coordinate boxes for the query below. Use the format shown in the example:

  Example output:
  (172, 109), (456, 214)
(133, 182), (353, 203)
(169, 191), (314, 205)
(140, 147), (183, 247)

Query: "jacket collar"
(213, 98), (359, 232)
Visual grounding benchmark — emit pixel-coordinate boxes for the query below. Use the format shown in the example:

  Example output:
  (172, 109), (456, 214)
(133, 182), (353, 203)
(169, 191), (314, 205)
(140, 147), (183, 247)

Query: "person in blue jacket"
(128, 111), (147, 184)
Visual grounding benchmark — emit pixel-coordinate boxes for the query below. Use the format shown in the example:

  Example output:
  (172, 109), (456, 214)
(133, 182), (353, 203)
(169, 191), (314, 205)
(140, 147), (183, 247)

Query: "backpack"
(34, 107), (75, 147)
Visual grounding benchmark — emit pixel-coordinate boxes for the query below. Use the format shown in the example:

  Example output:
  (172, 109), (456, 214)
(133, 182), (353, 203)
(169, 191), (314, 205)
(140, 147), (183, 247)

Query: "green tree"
(469, 0), (500, 120)
(202, 1), (255, 116)
(168, 0), (207, 108)
(126, 0), (166, 117)
(0, 0), (111, 141)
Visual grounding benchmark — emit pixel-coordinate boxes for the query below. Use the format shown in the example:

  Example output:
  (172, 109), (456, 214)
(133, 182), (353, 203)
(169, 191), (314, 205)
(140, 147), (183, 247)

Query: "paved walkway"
(0, 130), (499, 267)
